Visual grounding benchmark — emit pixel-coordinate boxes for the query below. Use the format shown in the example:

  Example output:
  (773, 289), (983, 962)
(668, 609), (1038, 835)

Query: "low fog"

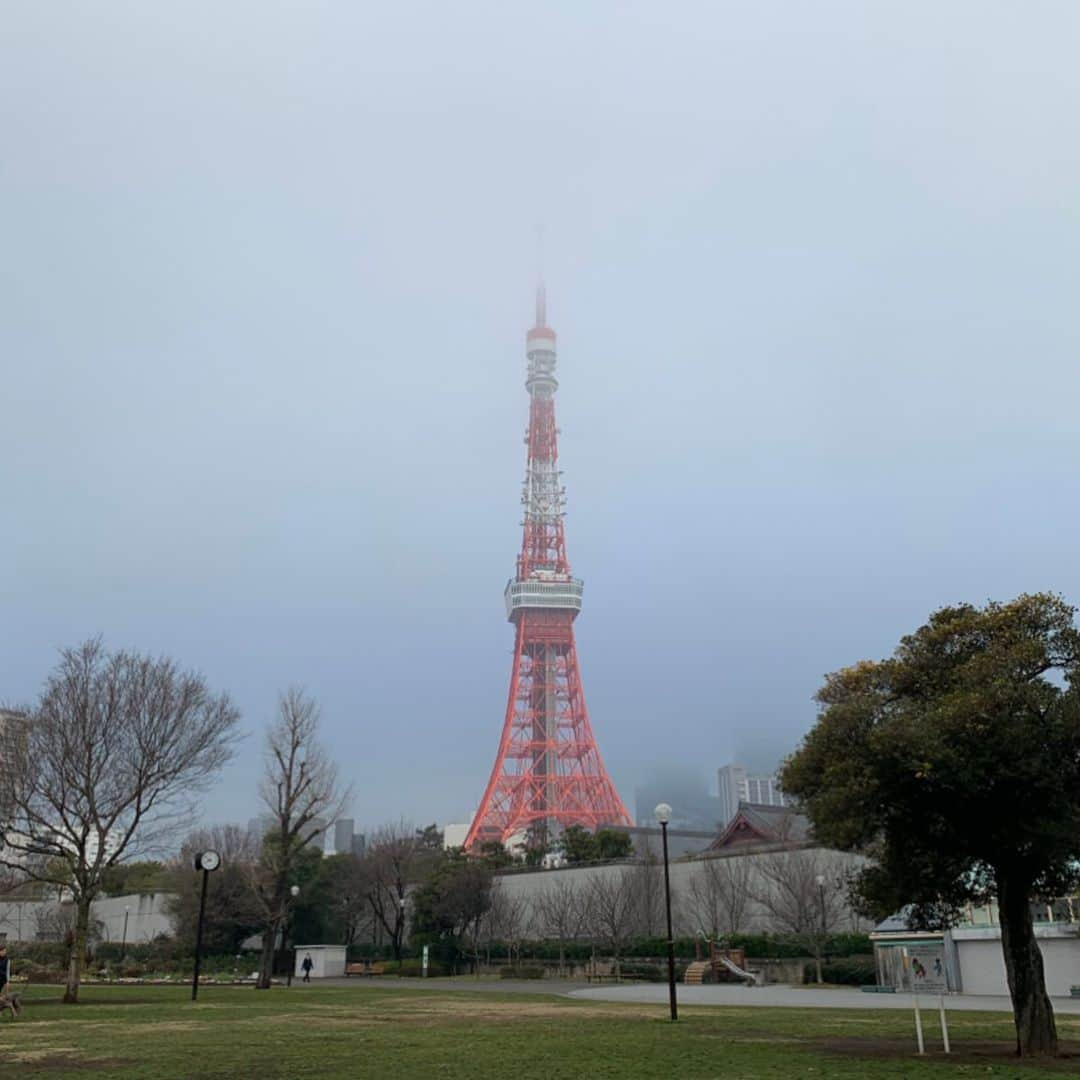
(3, 2), (1079, 834)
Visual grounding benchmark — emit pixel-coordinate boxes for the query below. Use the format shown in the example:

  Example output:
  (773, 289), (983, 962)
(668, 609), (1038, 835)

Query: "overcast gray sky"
(3, 2), (1079, 837)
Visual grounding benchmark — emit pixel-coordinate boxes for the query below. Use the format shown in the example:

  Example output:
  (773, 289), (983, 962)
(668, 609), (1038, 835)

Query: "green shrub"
(804, 955), (877, 985)
(392, 959), (445, 978)
(619, 962), (663, 983)
(499, 965), (544, 979)
(13, 958), (64, 983)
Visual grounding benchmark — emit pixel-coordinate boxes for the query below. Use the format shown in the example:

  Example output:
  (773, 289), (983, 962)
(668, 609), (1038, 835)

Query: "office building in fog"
(633, 782), (723, 834)
(717, 762), (789, 826)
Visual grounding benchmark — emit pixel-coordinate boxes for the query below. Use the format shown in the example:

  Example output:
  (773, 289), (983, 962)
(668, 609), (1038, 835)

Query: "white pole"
(914, 993), (925, 1055)
(939, 994), (951, 1054)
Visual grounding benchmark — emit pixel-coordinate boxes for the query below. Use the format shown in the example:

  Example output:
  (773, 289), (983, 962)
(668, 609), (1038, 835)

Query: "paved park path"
(568, 983), (1080, 1013)
(321, 975), (1080, 1014)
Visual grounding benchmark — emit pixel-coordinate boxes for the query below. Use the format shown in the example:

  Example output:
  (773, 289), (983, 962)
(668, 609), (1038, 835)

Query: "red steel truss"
(464, 286), (631, 849)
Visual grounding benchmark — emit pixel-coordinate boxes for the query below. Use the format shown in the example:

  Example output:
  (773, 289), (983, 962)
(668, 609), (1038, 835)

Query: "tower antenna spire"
(535, 223), (547, 328)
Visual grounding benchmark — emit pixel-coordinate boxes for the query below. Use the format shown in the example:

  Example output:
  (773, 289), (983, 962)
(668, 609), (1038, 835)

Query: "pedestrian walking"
(301, 953), (313, 983)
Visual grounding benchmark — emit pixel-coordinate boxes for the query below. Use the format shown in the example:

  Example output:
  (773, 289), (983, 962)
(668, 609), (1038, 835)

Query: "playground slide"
(717, 955), (759, 985)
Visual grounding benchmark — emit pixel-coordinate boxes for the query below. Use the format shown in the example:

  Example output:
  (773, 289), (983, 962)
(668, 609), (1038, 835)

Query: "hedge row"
(804, 956), (878, 986)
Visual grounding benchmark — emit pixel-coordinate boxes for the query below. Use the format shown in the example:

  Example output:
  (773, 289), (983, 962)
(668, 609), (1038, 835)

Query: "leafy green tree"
(782, 594), (1080, 1058)
(476, 840), (515, 869)
(301, 853), (373, 946)
(522, 822), (551, 866)
(595, 829), (633, 861)
(169, 824), (262, 955)
(411, 854), (493, 971)
(559, 825), (597, 864)
(101, 861), (168, 897)
(559, 826), (631, 864)
(415, 824), (444, 850)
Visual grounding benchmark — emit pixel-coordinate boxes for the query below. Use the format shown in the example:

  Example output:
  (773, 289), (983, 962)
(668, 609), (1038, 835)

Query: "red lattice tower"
(464, 285), (631, 849)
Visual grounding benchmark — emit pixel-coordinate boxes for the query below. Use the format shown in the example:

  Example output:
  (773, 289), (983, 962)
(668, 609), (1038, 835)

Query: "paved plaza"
(320, 975), (1080, 1014)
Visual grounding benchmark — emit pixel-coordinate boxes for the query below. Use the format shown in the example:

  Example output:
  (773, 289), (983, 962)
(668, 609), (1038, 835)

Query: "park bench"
(344, 962), (386, 977)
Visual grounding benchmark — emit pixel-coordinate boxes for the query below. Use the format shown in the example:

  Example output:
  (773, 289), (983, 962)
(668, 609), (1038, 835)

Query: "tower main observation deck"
(464, 286), (631, 850)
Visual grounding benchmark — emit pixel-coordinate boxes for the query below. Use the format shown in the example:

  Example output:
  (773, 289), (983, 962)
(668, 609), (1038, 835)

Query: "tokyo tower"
(464, 283), (631, 849)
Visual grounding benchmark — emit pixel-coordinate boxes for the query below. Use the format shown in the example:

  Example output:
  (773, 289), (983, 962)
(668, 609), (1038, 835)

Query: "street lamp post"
(654, 802), (678, 1022)
(285, 885), (300, 987)
(121, 906), (130, 957)
(815, 874), (827, 984)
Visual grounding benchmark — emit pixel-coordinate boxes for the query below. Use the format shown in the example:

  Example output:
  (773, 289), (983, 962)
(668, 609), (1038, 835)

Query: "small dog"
(0, 991), (21, 1020)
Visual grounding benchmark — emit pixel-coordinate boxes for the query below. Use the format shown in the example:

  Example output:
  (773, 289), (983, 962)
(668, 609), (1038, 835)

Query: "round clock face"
(199, 850), (221, 872)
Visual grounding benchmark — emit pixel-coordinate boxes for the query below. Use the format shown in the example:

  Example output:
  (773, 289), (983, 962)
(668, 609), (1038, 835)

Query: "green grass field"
(5, 981), (1079, 1078)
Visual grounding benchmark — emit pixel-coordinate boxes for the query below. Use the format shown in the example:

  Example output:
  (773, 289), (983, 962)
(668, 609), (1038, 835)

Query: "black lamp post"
(120, 906), (130, 957)
(285, 885), (300, 987)
(815, 873), (827, 984)
(654, 802), (677, 1022)
(192, 850), (221, 1001)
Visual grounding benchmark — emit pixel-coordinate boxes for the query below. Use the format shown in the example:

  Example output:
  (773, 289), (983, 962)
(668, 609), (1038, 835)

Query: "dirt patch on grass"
(383, 998), (657, 1023)
(9, 1048), (128, 1072)
(26, 996), (169, 1009)
(824, 1036), (1080, 1072)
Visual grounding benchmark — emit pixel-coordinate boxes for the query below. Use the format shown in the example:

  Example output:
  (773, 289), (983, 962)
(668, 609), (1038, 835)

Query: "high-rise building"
(0, 710), (26, 826)
(465, 283), (631, 848)
(717, 762), (789, 826)
(330, 819), (354, 856)
(307, 818), (329, 853)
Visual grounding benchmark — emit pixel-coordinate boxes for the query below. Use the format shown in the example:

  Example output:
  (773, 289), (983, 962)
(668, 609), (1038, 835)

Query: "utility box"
(294, 945), (347, 979)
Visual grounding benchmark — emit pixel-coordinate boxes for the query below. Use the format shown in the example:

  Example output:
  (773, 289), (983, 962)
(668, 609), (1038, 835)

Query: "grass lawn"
(4, 981), (1079, 1078)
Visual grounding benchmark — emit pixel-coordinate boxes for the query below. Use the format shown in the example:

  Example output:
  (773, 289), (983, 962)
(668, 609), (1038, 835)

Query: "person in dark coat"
(0, 946), (10, 993)
(301, 953), (313, 983)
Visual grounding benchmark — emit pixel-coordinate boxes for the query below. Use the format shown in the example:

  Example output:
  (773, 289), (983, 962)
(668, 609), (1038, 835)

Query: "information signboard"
(903, 944), (948, 992)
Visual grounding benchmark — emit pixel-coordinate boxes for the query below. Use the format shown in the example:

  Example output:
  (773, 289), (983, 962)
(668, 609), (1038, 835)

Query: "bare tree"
(0, 639), (239, 1002)
(588, 870), (638, 979)
(485, 881), (532, 968)
(364, 822), (441, 961)
(34, 903), (105, 949)
(752, 850), (849, 983)
(687, 855), (752, 939)
(251, 688), (348, 989)
(631, 856), (665, 938)
(534, 877), (592, 975)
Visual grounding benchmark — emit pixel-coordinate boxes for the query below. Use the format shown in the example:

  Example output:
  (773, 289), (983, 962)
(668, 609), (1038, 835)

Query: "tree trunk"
(255, 924), (276, 990)
(814, 946), (823, 985)
(63, 899), (91, 1004)
(998, 874), (1058, 1057)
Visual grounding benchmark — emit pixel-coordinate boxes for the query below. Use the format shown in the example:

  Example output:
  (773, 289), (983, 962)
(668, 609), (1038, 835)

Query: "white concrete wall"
(954, 927), (1080, 996)
(492, 846), (867, 939)
(94, 893), (174, 945)
(294, 945), (346, 978)
(0, 893), (176, 945)
(0, 900), (47, 943)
